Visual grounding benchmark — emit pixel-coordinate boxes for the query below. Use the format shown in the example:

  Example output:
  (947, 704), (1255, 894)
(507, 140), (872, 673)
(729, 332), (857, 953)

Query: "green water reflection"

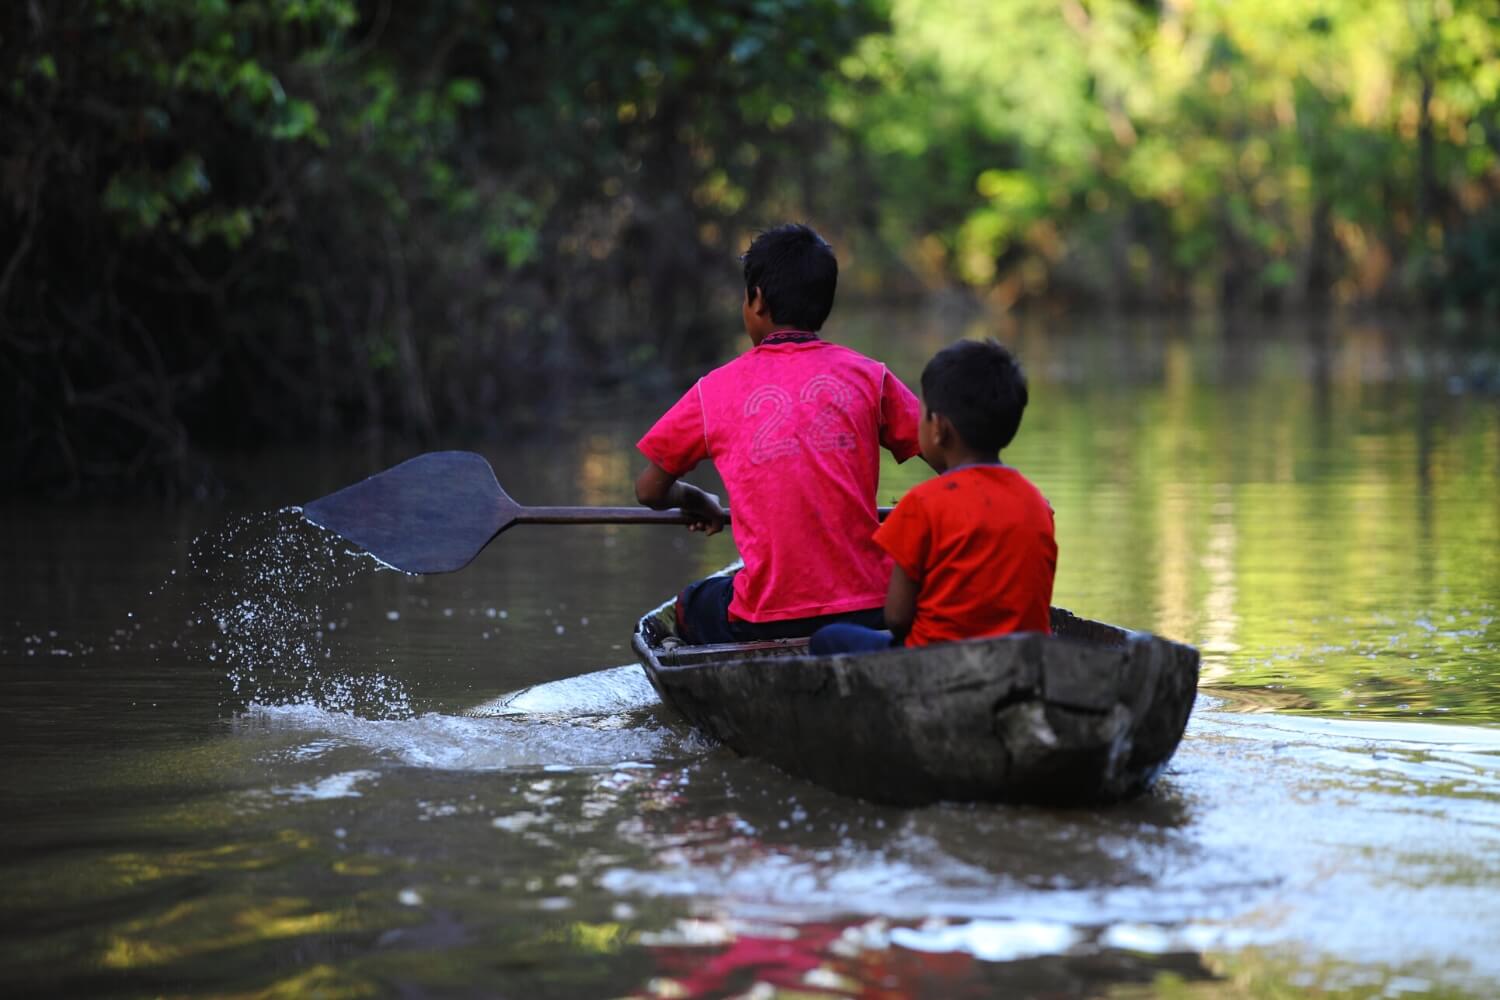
(857, 316), (1500, 721)
(2, 310), (1499, 998)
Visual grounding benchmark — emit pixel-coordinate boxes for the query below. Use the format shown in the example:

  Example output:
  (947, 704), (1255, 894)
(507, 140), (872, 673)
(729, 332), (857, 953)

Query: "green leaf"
(269, 99), (320, 141)
(445, 78), (484, 108)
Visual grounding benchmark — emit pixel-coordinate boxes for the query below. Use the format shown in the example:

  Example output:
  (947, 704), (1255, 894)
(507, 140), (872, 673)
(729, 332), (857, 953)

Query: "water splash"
(0, 506), (414, 718)
(187, 508), (415, 718)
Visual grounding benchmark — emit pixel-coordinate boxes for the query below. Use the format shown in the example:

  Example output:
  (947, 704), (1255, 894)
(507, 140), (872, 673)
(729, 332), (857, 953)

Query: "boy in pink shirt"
(635, 223), (923, 644)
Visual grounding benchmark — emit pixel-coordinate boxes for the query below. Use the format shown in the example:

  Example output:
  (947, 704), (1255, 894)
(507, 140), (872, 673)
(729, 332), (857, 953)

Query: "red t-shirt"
(875, 465), (1056, 647)
(638, 339), (921, 622)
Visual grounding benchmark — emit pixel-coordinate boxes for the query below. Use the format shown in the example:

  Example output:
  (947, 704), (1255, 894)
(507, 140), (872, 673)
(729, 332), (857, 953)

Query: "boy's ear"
(931, 410), (953, 445)
(748, 285), (770, 316)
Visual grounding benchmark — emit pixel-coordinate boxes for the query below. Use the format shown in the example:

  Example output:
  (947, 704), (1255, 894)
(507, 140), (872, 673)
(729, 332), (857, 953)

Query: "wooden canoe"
(631, 586), (1200, 808)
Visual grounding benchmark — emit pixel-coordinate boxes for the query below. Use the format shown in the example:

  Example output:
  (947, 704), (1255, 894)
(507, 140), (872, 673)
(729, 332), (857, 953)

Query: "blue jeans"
(675, 574), (885, 645)
(809, 623), (898, 655)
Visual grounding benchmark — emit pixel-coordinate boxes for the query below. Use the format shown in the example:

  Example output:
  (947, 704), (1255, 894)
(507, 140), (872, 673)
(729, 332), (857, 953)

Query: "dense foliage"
(1, 0), (882, 492)
(2, 0), (1497, 492)
(836, 0), (1500, 308)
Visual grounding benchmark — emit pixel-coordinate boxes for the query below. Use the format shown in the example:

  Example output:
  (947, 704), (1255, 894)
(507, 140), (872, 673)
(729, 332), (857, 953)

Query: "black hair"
(741, 223), (838, 331)
(920, 339), (1029, 452)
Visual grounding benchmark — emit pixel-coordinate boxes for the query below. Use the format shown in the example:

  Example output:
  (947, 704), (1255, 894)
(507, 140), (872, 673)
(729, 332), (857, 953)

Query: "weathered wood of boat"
(631, 583), (1200, 808)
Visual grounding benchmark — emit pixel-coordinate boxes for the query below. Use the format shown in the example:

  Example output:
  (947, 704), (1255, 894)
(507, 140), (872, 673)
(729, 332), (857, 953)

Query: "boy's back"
(636, 223), (923, 642)
(640, 336), (919, 623)
(875, 464), (1055, 646)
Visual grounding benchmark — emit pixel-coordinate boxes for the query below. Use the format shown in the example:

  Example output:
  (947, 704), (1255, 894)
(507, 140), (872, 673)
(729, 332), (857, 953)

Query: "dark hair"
(741, 223), (838, 331)
(920, 339), (1029, 452)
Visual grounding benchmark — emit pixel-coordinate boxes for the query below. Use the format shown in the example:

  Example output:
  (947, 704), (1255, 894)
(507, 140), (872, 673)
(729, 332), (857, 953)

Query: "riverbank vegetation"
(3, 0), (1498, 493)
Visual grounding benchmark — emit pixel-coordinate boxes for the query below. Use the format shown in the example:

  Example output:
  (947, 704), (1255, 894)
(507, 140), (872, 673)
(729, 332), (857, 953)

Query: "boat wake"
(220, 675), (1500, 992)
(237, 698), (679, 771)
(235, 664), (680, 773)
(591, 706), (1500, 988)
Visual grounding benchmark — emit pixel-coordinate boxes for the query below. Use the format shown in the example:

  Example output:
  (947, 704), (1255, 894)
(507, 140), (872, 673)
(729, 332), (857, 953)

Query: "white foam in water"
(272, 769), (381, 801)
(888, 919), (1082, 962)
(1098, 923), (1175, 953)
(242, 698), (679, 771)
(232, 665), (675, 791)
(1097, 921), (1260, 957)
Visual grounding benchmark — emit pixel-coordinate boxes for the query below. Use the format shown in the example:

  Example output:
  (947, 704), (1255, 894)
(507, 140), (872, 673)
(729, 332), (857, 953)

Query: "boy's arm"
(635, 462), (728, 536)
(636, 381), (724, 533)
(884, 563), (918, 644)
(878, 368), (926, 465)
(873, 486), (926, 644)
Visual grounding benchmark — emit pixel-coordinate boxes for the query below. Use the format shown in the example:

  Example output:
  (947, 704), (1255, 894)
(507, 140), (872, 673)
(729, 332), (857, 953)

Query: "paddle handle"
(516, 505), (895, 525)
(518, 506), (706, 525)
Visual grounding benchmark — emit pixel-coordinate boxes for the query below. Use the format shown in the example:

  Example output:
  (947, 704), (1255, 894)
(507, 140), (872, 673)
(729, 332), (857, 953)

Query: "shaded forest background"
(3, 0), (1499, 495)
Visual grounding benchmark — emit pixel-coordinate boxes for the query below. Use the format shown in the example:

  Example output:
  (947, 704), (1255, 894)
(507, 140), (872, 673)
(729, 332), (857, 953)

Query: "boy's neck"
(938, 447), (1001, 473)
(757, 328), (819, 346)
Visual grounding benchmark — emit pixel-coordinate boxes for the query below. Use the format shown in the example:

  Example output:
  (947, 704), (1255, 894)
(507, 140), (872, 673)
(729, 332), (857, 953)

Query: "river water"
(3, 310), (1498, 998)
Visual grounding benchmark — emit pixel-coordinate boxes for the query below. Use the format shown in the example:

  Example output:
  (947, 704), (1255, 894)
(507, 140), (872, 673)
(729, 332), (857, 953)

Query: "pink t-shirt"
(638, 339), (921, 622)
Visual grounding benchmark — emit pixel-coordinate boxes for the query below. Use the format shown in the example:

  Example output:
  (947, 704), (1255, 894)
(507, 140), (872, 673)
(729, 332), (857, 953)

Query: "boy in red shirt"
(635, 223), (923, 644)
(810, 339), (1057, 654)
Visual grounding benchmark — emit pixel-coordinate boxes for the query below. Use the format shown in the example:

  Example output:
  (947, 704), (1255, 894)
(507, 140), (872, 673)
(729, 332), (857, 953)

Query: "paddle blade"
(302, 451), (517, 573)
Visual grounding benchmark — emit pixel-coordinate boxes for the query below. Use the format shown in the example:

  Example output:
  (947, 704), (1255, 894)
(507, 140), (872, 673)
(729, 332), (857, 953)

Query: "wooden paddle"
(302, 450), (893, 574)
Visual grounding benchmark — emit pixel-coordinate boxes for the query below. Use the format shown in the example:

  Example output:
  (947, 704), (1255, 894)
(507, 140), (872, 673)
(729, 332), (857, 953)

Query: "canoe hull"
(632, 604), (1199, 807)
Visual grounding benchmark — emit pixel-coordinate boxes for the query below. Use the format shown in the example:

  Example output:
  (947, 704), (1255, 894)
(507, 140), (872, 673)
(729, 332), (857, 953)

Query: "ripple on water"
(569, 706), (1500, 992)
